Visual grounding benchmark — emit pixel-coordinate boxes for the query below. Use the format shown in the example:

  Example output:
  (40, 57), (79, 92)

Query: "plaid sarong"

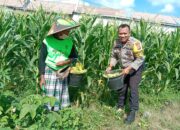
(44, 66), (70, 111)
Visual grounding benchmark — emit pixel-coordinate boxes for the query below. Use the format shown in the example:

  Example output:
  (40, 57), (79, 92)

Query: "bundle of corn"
(103, 70), (122, 78)
(70, 62), (87, 74)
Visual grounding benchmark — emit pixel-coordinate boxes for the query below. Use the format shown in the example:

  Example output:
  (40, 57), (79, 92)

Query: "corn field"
(1, 9), (179, 93)
(0, 8), (180, 129)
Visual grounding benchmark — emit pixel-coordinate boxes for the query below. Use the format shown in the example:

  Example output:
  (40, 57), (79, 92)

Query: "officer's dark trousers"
(117, 65), (144, 111)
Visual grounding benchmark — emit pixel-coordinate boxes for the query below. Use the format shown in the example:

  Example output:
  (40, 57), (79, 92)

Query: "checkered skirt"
(44, 66), (70, 111)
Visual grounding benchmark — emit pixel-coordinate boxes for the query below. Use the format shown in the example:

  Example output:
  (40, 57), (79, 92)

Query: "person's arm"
(39, 42), (47, 87)
(56, 44), (78, 66)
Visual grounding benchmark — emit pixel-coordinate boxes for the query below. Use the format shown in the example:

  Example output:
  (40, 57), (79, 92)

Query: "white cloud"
(161, 4), (174, 13)
(81, 1), (90, 6)
(119, 0), (134, 8)
(147, 0), (178, 14)
(147, 0), (180, 7)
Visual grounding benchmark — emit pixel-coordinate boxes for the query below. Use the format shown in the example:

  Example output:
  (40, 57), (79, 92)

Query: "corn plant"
(0, 9), (55, 93)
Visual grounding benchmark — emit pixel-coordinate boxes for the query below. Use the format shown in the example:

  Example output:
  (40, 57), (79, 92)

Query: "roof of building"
(0, 0), (179, 27)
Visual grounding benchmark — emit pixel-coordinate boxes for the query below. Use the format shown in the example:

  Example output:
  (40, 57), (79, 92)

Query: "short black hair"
(118, 24), (130, 31)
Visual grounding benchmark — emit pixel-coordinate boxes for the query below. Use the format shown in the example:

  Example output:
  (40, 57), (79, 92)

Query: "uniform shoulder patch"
(134, 41), (142, 50)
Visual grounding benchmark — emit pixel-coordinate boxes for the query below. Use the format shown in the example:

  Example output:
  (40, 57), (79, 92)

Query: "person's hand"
(106, 66), (112, 73)
(40, 75), (45, 88)
(122, 66), (132, 75)
(56, 61), (67, 66)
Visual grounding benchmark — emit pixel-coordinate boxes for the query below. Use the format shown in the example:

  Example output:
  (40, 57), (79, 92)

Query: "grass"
(73, 89), (180, 130)
(149, 101), (180, 130)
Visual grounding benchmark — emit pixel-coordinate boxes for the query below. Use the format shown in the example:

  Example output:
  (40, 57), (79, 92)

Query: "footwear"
(124, 110), (136, 124)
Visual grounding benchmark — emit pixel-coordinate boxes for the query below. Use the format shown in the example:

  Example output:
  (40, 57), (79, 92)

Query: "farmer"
(39, 17), (79, 111)
(106, 24), (145, 124)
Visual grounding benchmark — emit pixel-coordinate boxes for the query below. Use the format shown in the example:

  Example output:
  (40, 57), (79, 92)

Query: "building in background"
(0, 0), (179, 31)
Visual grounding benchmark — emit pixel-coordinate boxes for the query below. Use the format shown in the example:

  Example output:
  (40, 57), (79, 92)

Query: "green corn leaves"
(0, 10), (179, 94)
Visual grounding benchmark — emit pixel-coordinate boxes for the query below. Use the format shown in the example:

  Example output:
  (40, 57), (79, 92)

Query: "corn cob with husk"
(70, 62), (87, 74)
(103, 69), (122, 78)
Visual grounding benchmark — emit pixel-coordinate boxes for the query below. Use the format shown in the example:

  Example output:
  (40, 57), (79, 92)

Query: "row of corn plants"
(0, 8), (179, 96)
(0, 9), (55, 94)
(132, 20), (180, 93)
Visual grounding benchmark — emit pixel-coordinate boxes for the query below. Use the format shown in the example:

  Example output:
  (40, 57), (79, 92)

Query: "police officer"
(106, 24), (145, 124)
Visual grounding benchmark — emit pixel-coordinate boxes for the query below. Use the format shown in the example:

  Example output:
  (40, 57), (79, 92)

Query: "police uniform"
(110, 37), (145, 111)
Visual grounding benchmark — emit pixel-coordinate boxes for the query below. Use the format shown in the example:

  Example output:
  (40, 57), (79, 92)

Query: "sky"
(43, 0), (180, 17)
(82, 0), (180, 17)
